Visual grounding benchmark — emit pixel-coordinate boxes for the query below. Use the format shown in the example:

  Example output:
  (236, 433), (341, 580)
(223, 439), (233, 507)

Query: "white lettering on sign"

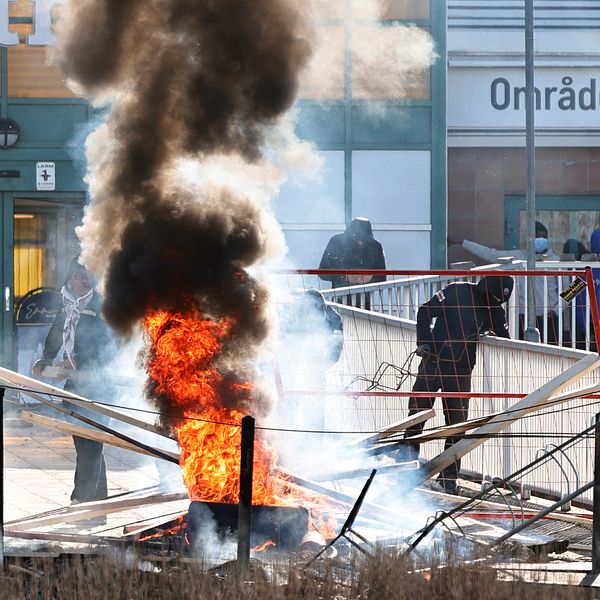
(0, 0), (64, 47)
(0, 1), (19, 46)
(36, 162), (55, 191)
(28, 0), (60, 46)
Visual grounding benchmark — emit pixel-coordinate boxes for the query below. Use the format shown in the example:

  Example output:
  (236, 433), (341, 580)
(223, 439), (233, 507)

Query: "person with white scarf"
(32, 256), (115, 503)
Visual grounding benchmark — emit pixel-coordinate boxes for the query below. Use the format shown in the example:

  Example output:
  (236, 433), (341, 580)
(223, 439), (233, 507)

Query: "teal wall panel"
(295, 103), (346, 147)
(0, 159), (85, 192)
(351, 104), (431, 147)
(8, 102), (89, 147)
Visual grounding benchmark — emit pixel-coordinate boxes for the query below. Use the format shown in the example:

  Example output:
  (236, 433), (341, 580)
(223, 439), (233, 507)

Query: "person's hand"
(31, 359), (48, 377)
(347, 274), (372, 285)
(447, 236), (463, 246)
(416, 344), (432, 358)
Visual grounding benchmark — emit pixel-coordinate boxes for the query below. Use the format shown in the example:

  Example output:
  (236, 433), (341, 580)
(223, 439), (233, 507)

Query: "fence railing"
(281, 262), (600, 351)
(324, 304), (600, 504)
(273, 268), (600, 502)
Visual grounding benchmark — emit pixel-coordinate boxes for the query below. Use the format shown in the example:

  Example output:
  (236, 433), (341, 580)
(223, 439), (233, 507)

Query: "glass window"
(298, 26), (345, 100)
(273, 150), (345, 225)
(14, 198), (83, 302)
(352, 150), (431, 224)
(351, 25), (432, 100)
(8, 47), (77, 98)
(518, 209), (600, 257)
(312, 0), (345, 20)
(352, 0), (430, 20)
(8, 0), (31, 40)
(7, 1), (76, 98)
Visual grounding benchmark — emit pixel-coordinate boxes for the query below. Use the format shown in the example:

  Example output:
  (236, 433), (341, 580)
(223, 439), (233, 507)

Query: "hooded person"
(563, 238), (588, 261)
(401, 275), (514, 495)
(32, 255), (117, 504)
(318, 218), (386, 289)
(458, 221), (560, 344)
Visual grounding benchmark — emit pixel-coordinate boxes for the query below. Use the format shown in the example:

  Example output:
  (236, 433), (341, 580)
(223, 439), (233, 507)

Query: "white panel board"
(352, 150), (431, 224)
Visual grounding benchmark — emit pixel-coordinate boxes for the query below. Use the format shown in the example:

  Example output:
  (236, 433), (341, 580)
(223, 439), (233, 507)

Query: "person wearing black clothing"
(32, 256), (116, 503)
(318, 218), (386, 308)
(402, 275), (514, 494)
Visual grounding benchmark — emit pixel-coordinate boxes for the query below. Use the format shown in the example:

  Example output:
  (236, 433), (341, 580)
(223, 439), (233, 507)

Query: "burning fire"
(253, 539), (277, 553)
(146, 306), (279, 504)
(145, 305), (340, 537)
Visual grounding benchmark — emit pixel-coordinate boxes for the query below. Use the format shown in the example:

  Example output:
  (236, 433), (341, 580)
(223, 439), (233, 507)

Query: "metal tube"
(237, 415), (255, 577)
(491, 480), (593, 549)
(585, 267), (600, 355)
(524, 0), (540, 342)
(593, 413), (600, 572)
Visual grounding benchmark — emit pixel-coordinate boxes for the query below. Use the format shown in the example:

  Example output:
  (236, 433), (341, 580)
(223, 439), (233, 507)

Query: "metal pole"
(593, 413), (600, 572)
(523, 0), (540, 342)
(585, 267), (600, 355)
(237, 415), (255, 577)
(0, 386), (4, 567)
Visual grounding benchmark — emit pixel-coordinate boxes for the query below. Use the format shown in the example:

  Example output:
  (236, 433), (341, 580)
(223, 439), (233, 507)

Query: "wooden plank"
(19, 411), (180, 463)
(281, 469), (403, 525)
(348, 409), (436, 447)
(312, 461), (420, 482)
(0, 365), (170, 440)
(381, 379), (600, 445)
(5, 491), (186, 526)
(19, 392), (179, 464)
(40, 366), (135, 387)
(6, 493), (188, 532)
(122, 511), (188, 538)
(416, 354), (600, 487)
(4, 529), (126, 545)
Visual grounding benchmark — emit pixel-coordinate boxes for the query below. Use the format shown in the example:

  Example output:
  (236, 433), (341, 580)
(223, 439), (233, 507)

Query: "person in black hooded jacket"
(318, 218), (386, 309)
(318, 217), (386, 289)
(402, 275), (514, 494)
(32, 256), (116, 503)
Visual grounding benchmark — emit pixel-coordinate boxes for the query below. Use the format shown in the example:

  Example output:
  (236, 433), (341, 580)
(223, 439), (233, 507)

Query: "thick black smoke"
(53, 0), (314, 418)
(54, 0), (313, 332)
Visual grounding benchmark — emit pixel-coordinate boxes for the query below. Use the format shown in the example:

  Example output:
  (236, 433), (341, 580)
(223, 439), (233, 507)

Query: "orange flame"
(145, 306), (342, 533)
(252, 539), (277, 552)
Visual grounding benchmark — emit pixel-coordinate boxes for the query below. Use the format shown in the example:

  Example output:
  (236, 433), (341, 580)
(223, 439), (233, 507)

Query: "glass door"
(2, 195), (84, 373)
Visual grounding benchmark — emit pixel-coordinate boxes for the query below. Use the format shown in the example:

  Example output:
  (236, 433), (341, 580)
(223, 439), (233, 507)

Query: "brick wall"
(447, 147), (600, 265)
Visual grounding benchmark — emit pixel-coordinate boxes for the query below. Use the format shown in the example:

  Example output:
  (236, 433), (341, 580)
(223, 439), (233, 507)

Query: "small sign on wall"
(36, 162), (55, 191)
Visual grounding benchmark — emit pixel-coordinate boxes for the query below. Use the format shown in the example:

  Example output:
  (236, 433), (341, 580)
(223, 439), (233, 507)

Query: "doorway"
(1, 193), (84, 372)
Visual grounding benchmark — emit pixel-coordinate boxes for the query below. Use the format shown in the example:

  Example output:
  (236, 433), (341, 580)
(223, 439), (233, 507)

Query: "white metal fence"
(324, 304), (600, 503)
(319, 260), (600, 351)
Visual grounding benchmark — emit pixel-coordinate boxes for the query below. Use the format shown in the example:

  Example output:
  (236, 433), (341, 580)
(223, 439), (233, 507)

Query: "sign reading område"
(448, 68), (600, 129)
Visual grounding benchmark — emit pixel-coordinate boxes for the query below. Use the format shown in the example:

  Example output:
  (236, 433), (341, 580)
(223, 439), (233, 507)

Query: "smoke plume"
(53, 0), (313, 332)
(52, 0), (315, 425)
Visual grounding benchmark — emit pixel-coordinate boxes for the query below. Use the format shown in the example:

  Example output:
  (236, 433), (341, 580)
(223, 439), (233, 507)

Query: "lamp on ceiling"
(0, 118), (20, 149)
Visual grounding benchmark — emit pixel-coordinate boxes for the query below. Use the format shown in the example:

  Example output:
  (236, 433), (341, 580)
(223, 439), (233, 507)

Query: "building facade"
(447, 1), (600, 264)
(0, 0), (448, 369)
(0, 0), (91, 369)
(275, 0), (447, 272)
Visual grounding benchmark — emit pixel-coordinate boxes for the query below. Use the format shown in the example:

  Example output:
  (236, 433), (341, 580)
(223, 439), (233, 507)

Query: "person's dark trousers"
(70, 435), (107, 502)
(402, 357), (472, 486)
(62, 385), (109, 503)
